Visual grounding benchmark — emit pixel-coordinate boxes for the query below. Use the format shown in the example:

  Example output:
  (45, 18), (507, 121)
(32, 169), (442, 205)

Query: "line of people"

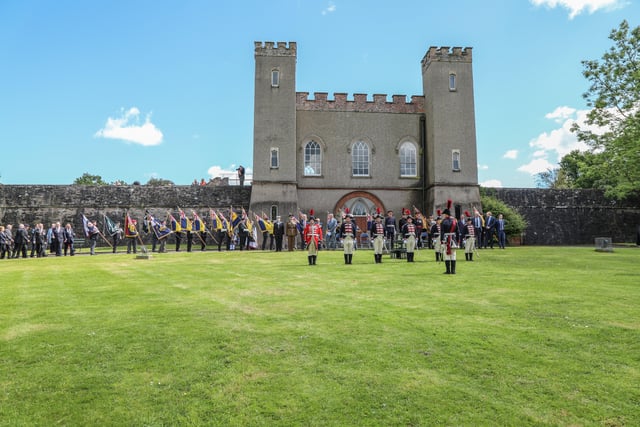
(0, 222), (77, 259)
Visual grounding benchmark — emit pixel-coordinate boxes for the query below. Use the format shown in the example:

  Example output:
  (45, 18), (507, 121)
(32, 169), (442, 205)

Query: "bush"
(480, 192), (527, 237)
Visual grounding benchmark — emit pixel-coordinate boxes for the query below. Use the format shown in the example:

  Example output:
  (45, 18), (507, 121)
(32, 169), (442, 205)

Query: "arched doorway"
(334, 191), (385, 238)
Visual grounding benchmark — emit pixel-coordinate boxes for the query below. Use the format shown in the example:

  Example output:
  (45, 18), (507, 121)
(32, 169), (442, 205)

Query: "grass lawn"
(1, 246), (639, 426)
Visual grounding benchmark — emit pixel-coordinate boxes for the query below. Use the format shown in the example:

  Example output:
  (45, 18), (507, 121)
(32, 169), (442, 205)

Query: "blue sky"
(0, 0), (637, 187)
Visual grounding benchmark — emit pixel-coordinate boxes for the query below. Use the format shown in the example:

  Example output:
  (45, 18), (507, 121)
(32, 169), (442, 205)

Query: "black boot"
(444, 260), (451, 274)
(374, 254), (379, 263)
(312, 255), (317, 265)
(344, 254), (349, 264)
(435, 252), (439, 262)
(465, 253), (469, 261)
(451, 260), (456, 274)
(469, 253), (473, 261)
(378, 254), (382, 263)
(348, 254), (353, 264)
(308, 256), (313, 265)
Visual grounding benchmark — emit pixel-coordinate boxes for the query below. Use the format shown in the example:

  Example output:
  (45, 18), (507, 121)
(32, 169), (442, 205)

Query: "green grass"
(1, 247), (639, 426)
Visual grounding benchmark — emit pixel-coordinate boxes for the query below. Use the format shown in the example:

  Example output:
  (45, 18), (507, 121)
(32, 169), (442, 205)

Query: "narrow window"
(271, 69), (279, 87)
(270, 148), (279, 169)
(399, 142), (417, 177)
(304, 141), (321, 176)
(449, 73), (456, 91)
(452, 149), (461, 171)
(352, 141), (370, 177)
(271, 205), (278, 220)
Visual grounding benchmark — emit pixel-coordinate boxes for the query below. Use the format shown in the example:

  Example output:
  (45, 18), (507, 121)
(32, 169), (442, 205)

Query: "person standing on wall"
(237, 165), (245, 187)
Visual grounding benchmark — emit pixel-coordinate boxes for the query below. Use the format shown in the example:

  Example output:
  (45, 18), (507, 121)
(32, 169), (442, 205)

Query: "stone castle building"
(250, 41), (480, 227)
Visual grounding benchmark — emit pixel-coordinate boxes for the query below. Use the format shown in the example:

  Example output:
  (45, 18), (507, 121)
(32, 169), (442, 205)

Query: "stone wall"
(490, 188), (640, 245)
(1, 185), (638, 246)
(0, 185), (251, 238)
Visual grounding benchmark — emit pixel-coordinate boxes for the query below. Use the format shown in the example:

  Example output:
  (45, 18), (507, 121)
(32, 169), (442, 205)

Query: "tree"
(570, 20), (640, 199)
(73, 173), (108, 186)
(146, 178), (175, 186)
(479, 190), (527, 238)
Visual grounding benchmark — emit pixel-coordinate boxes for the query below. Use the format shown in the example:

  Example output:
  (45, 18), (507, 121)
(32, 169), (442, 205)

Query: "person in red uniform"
(303, 210), (322, 265)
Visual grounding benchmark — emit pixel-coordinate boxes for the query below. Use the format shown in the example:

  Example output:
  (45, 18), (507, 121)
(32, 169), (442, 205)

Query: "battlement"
(296, 92), (424, 113)
(255, 41), (297, 57)
(421, 46), (472, 70)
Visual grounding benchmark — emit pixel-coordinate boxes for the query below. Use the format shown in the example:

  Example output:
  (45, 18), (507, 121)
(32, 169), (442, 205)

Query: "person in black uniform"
(384, 210), (397, 249)
(440, 200), (459, 274)
(370, 212), (386, 263)
(401, 215), (417, 262)
(273, 215), (285, 252)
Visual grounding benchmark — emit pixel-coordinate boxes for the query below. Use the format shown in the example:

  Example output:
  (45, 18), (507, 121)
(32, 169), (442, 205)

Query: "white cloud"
(503, 149), (518, 160)
(322, 2), (336, 15)
(480, 179), (503, 188)
(95, 107), (163, 146)
(517, 158), (556, 175)
(528, 106), (591, 162)
(545, 106), (576, 123)
(530, 0), (627, 19)
(478, 164), (489, 170)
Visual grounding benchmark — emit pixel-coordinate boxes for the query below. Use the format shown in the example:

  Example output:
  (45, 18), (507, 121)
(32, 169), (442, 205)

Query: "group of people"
(0, 222), (78, 259)
(1, 203), (508, 273)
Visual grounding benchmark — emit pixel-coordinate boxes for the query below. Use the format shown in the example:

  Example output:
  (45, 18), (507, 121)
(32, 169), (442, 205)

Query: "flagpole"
(97, 229), (113, 248)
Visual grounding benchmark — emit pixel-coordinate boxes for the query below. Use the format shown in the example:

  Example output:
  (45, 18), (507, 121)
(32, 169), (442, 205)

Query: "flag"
(179, 210), (192, 232)
(256, 214), (267, 232)
(192, 211), (206, 233)
(104, 214), (118, 237)
(152, 217), (172, 239)
(168, 213), (181, 232)
(124, 212), (138, 237)
(81, 214), (90, 238)
(230, 207), (240, 229)
(210, 209), (222, 231)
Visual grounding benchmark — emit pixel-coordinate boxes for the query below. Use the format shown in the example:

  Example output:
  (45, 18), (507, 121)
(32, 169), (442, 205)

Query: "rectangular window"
(270, 148), (279, 169)
(449, 73), (456, 91)
(452, 149), (461, 171)
(271, 70), (279, 87)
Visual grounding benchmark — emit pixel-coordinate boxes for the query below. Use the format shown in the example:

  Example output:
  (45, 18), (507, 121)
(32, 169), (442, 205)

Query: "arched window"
(449, 73), (456, 91)
(304, 141), (322, 176)
(399, 142), (417, 177)
(351, 201), (368, 216)
(270, 148), (279, 169)
(351, 141), (370, 176)
(452, 149), (461, 171)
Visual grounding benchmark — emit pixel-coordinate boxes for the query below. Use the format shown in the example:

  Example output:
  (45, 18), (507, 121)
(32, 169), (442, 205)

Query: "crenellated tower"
(421, 46), (480, 215)
(251, 41), (298, 216)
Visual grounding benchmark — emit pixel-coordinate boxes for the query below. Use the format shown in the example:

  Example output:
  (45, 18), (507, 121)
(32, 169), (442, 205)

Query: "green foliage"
(146, 177), (175, 186)
(569, 20), (640, 199)
(73, 172), (108, 186)
(480, 192), (527, 237)
(1, 248), (639, 425)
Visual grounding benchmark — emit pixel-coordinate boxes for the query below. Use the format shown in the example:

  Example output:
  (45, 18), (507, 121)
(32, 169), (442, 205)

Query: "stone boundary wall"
(0, 185), (251, 239)
(1, 185), (638, 246)
(490, 188), (640, 245)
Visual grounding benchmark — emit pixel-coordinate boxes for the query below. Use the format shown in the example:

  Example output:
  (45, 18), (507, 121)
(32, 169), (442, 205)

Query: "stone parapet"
(296, 92), (425, 113)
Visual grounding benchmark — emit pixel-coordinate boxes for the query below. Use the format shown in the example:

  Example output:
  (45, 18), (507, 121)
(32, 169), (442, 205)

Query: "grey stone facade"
(250, 42), (480, 227)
